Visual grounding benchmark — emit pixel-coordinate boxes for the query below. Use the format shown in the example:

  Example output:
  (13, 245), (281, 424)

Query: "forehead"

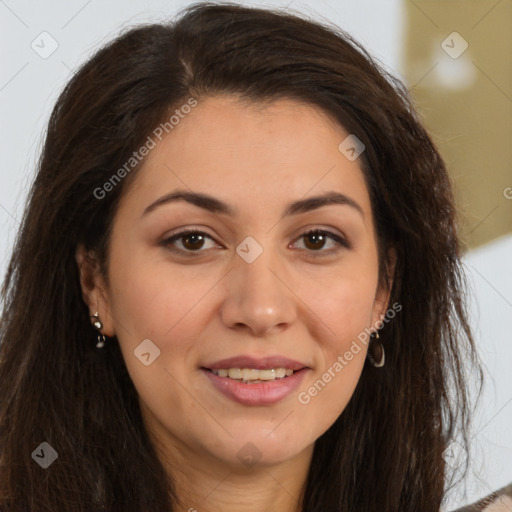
(119, 95), (372, 222)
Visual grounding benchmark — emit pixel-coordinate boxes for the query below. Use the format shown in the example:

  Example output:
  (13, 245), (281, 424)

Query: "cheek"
(106, 256), (207, 430)
(294, 265), (377, 418)
(105, 249), (212, 395)
(303, 262), (378, 348)
(108, 249), (215, 343)
(294, 288), (371, 438)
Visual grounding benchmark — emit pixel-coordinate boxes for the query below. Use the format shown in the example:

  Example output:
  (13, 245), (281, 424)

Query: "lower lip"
(202, 368), (309, 406)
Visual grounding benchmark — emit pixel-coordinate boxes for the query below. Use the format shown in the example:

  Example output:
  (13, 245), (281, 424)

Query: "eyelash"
(161, 228), (349, 257)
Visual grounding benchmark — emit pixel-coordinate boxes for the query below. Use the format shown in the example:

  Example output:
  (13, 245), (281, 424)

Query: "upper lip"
(202, 355), (309, 371)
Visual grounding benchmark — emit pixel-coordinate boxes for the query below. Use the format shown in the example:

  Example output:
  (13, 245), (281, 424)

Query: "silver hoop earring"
(367, 331), (385, 368)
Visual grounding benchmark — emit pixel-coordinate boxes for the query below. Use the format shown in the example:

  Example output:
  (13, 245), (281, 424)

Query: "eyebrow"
(141, 189), (364, 219)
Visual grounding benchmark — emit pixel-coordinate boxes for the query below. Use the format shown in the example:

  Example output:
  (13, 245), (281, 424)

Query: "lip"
(202, 355), (308, 371)
(202, 367), (310, 406)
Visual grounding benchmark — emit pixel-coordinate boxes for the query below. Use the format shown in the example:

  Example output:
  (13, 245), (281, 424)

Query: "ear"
(75, 244), (115, 337)
(371, 247), (397, 327)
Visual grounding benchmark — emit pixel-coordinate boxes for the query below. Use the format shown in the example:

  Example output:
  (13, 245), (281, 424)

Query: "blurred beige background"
(403, 0), (512, 250)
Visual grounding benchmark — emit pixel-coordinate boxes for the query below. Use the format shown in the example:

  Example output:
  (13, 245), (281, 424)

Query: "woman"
(0, 2), (499, 511)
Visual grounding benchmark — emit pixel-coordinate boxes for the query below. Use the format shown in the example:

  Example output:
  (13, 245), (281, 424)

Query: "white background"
(1, 1), (510, 509)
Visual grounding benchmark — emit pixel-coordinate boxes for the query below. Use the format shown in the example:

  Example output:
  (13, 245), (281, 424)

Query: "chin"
(210, 433), (310, 470)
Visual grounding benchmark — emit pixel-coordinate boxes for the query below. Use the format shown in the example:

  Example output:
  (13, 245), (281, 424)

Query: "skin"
(76, 95), (394, 512)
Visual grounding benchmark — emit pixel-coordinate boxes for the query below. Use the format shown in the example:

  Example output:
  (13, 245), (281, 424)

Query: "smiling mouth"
(205, 367), (295, 383)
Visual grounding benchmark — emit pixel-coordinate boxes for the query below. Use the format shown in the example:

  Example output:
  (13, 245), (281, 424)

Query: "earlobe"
(75, 244), (115, 337)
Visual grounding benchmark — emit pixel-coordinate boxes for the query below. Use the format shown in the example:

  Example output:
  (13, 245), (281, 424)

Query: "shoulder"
(452, 483), (512, 511)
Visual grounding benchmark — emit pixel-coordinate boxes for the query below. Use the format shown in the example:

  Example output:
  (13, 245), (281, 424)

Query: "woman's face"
(83, 95), (391, 471)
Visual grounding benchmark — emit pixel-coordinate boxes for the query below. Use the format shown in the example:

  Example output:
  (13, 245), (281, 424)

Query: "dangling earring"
(367, 331), (385, 368)
(91, 312), (106, 349)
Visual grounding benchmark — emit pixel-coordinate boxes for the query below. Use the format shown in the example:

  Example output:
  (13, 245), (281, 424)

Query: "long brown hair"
(0, 3), (483, 511)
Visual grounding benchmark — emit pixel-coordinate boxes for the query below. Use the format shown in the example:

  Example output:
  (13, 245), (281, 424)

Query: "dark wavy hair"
(0, 2), (483, 511)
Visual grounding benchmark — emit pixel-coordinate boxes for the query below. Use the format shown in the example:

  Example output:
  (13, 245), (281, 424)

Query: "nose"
(219, 241), (297, 337)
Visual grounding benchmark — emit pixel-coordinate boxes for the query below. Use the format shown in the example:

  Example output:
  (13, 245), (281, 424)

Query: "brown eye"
(162, 230), (217, 254)
(181, 232), (207, 250)
(294, 229), (349, 255)
(303, 231), (328, 250)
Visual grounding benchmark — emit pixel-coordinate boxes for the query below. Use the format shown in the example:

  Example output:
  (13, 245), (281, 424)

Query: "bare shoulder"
(452, 483), (512, 511)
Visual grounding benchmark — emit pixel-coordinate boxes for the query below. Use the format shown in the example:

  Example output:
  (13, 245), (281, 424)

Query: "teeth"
(242, 368), (260, 380)
(211, 367), (296, 381)
(228, 368), (241, 379)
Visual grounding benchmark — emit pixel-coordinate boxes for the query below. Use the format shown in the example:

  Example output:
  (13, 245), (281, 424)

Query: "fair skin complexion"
(77, 95), (393, 512)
